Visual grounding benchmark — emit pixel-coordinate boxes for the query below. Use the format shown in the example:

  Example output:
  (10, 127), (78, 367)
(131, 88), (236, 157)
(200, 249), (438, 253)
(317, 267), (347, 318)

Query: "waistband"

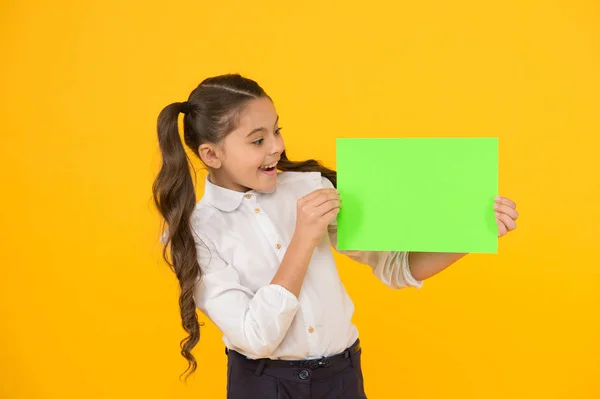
(226, 339), (362, 379)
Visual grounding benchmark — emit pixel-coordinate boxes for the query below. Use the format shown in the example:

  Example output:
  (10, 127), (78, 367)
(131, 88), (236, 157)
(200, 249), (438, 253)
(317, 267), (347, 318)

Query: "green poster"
(336, 138), (498, 253)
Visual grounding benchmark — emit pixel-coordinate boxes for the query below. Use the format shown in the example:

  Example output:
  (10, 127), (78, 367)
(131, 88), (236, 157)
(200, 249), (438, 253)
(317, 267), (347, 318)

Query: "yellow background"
(1, 0), (599, 398)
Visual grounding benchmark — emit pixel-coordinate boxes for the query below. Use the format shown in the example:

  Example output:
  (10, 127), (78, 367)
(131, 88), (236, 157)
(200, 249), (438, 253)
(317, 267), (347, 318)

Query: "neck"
(207, 171), (250, 193)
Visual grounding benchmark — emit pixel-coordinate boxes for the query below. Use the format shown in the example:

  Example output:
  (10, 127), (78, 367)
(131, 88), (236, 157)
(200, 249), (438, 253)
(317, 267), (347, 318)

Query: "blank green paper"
(336, 138), (498, 253)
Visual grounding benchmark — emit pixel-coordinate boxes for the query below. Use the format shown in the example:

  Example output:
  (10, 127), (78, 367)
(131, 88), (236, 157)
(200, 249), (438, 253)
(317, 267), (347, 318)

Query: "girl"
(153, 74), (518, 398)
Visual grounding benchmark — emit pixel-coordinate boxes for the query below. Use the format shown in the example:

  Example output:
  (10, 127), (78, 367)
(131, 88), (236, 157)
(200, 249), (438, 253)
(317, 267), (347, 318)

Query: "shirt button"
(308, 327), (315, 333)
(245, 194), (252, 199)
(298, 369), (310, 380)
(276, 243), (281, 249)
(254, 208), (260, 213)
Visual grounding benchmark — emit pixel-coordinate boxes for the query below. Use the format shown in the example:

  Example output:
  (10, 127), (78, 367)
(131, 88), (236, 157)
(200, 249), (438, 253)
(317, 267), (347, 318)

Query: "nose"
(271, 134), (284, 155)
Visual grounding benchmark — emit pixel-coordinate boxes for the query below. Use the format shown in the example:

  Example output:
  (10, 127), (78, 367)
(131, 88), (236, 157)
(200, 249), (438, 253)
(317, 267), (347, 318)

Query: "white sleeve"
(193, 234), (300, 357)
(322, 175), (422, 289)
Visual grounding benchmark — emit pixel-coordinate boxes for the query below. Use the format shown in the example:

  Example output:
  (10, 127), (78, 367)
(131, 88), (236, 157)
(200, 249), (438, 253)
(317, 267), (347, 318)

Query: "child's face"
(210, 97), (284, 193)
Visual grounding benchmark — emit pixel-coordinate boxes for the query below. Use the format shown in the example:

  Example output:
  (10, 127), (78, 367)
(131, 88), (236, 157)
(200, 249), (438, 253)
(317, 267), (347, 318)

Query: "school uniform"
(191, 172), (422, 398)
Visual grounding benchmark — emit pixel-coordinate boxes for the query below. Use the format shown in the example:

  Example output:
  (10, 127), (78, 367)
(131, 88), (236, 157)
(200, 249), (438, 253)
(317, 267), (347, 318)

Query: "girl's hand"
(495, 196), (518, 237)
(295, 188), (341, 246)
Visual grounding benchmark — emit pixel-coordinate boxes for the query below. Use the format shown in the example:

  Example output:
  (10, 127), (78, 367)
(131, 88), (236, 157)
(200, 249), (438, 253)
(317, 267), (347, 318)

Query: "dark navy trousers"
(226, 340), (368, 399)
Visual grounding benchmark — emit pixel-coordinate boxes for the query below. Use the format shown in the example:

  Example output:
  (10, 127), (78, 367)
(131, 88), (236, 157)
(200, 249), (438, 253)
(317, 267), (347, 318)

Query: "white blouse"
(191, 171), (422, 360)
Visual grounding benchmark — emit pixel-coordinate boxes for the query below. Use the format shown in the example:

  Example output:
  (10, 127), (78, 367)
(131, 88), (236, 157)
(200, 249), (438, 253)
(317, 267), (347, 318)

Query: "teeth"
(260, 162), (278, 169)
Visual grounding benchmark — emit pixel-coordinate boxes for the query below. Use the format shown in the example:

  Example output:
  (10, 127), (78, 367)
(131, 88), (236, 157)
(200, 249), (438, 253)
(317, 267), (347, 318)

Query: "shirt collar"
(203, 176), (253, 212)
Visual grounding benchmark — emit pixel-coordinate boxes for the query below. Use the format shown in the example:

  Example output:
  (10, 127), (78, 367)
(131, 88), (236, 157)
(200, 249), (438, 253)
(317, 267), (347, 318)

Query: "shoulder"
(158, 202), (219, 247)
(189, 199), (221, 244)
(276, 171), (321, 185)
(276, 171), (333, 193)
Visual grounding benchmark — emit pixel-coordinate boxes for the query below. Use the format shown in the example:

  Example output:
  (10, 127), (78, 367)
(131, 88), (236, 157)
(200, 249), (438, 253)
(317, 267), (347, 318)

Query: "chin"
(254, 173), (278, 193)
(257, 181), (277, 194)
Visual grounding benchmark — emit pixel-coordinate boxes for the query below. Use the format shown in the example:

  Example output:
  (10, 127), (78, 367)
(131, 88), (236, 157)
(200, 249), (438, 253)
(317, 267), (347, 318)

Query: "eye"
(274, 127), (283, 136)
(252, 138), (264, 145)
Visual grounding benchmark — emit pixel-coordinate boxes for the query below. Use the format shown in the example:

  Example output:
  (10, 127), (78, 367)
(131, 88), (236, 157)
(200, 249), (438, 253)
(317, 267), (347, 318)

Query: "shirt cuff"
(262, 284), (300, 311)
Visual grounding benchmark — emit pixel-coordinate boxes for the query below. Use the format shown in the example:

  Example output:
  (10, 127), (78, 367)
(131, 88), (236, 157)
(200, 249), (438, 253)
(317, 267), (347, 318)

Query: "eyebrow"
(246, 116), (279, 137)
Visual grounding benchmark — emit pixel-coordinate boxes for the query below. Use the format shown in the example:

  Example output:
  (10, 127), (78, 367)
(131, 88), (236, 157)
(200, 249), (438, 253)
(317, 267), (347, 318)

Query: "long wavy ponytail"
(153, 102), (201, 379)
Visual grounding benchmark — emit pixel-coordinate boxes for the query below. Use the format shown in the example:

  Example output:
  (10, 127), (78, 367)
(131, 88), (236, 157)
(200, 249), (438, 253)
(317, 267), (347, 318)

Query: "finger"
(496, 212), (517, 231)
(315, 199), (341, 216)
(494, 203), (519, 220)
(300, 188), (339, 204)
(321, 206), (340, 222)
(305, 190), (340, 208)
(495, 196), (516, 209)
(496, 218), (508, 237)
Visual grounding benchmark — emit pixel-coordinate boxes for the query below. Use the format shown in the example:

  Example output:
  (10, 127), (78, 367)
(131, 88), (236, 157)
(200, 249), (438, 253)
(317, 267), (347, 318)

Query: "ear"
(198, 143), (223, 169)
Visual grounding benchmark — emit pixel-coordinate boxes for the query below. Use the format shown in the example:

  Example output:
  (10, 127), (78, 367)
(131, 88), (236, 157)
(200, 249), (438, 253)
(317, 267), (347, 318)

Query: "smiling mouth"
(259, 161), (278, 172)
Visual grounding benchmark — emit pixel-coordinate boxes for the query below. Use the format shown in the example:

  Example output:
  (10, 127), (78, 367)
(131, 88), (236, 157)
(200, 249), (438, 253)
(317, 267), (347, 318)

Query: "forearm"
(408, 252), (467, 281)
(270, 235), (316, 297)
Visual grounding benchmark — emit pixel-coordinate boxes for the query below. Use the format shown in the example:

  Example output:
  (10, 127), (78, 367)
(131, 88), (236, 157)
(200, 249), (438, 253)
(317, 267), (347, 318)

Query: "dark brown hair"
(152, 74), (336, 379)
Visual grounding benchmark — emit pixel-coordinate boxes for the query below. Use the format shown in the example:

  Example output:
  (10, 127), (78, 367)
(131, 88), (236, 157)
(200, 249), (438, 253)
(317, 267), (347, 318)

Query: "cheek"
(228, 148), (263, 172)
